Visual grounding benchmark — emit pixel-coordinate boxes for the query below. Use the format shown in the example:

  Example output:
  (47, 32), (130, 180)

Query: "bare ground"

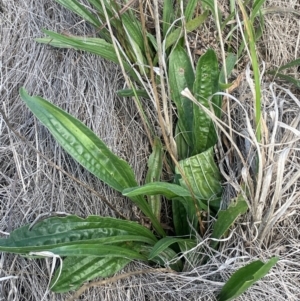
(1, 0), (300, 300)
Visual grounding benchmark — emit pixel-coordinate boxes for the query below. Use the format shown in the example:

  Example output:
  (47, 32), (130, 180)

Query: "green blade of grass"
(271, 58), (300, 72)
(237, 0), (262, 141)
(55, 0), (101, 27)
(267, 71), (300, 88)
(251, 0), (267, 21)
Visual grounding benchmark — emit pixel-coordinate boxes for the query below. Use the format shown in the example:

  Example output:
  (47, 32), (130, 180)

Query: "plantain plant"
(0, 0), (278, 300)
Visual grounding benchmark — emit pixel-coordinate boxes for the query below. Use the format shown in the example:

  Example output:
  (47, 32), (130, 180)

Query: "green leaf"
(211, 194), (248, 249)
(218, 257), (279, 301)
(86, 0), (104, 12)
(124, 34), (146, 74)
(145, 137), (164, 221)
(50, 243), (147, 260)
(0, 216), (151, 292)
(0, 215), (157, 253)
(19, 88), (165, 237)
(121, 11), (145, 53)
(148, 237), (195, 260)
(172, 199), (190, 236)
(55, 0), (101, 28)
(165, 12), (209, 50)
(116, 89), (149, 98)
(51, 256), (130, 292)
(173, 194), (208, 235)
(123, 182), (208, 236)
(141, 245), (183, 272)
(253, 8), (264, 43)
(123, 182), (208, 211)
(0, 215), (156, 293)
(162, 0), (175, 37)
(219, 82), (234, 90)
(147, 32), (158, 51)
(219, 53), (237, 85)
(36, 30), (138, 81)
(192, 49), (220, 154)
(267, 71), (300, 88)
(123, 182), (193, 200)
(169, 44), (195, 148)
(121, 11), (148, 73)
(184, 0), (198, 22)
(251, 0), (268, 21)
(208, 196), (223, 212)
(200, 0), (222, 20)
(275, 58), (300, 72)
(175, 147), (222, 201)
(177, 239), (197, 253)
(175, 123), (192, 160)
(20, 88), (137, 193)
(221, 10), (236, 30)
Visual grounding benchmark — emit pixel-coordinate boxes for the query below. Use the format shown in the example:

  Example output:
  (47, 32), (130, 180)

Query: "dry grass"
(1, 0), (300, 300)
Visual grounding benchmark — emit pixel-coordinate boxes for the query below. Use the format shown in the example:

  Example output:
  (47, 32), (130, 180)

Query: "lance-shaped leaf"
(169, 44), (195, 149)
(116, 89), (149, 98)
(267, 71), (300, 89)
(0, 215), (157, 253)
(51, 256), (131, 292)
(175, 123), (192, 160)
(55, 0), (101, 28)
(211, 194), (248, 249)
(45, 244), (146, 260)
(219, 53), (237, 86)
(192, 49), (220, 154)
(184, 0), (198, 22)
(145, 137), (163, 221)
(172, 198), (190, 236)
(19, 88), (165, 236)
(124, 183), (208, 236)
(165, 12), (209, 50)
(141, 245), (183, 272)
(200, 0), (222, 20)
(148, 237), (196, 260)
(20, 88), (138, 192)
(218, 257), (279, 301)
(36, 30), (138, 81)
(162, 0), (175, 37)
(123, 182), (208, 211)
(0, 215), (157, 293)
(123, 182), (192, 200)
(121, 11), (145, 53)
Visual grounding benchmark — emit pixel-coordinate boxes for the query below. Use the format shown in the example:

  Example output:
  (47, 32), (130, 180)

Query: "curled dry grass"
(1, 0), (300, 300)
